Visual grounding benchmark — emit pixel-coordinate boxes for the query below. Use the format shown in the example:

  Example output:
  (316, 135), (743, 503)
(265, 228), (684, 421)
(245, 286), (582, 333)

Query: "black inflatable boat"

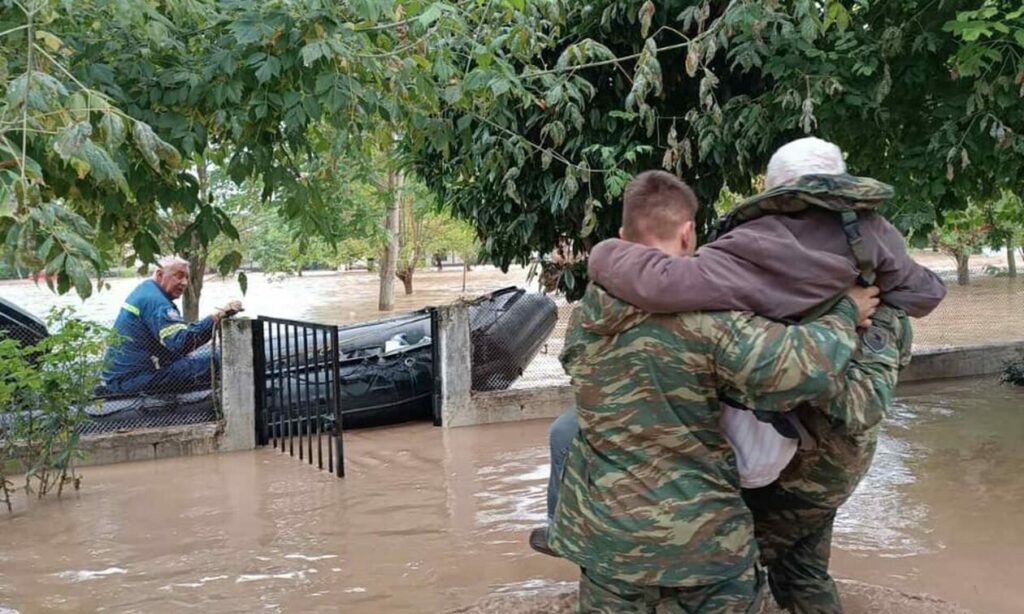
(262, 286), (559, 429)
(0, 287), (558, 432)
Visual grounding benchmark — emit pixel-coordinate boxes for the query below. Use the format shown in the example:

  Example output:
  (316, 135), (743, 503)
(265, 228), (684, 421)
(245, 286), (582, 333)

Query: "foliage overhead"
(411, 0), (1024, 297)
(2, 0), (1023, 302)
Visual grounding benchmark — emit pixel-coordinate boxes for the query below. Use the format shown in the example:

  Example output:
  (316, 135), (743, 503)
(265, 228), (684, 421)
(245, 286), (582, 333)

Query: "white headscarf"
(764, 137), (846, 190)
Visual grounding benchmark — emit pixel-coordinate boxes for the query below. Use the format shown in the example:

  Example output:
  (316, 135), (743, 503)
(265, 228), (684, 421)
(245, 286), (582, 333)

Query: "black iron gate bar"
(252, 316), (344, 478)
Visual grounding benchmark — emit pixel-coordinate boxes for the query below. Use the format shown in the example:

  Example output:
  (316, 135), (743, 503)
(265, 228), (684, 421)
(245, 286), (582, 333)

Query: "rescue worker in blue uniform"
(103, 256), (243, 395)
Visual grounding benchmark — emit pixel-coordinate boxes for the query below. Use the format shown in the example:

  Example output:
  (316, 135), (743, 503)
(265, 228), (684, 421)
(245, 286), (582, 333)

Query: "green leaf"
(490, 79), (510, 96)
(52, 122), (93, 162)
(64, 255), (92, 300)
(35, 30), (63, 51)
(76, 141), (130, 193)
(418, 4), (444, 27)
(36, 237), (54, 262)
(217, 250), (243, 275)
(0, 182), (13, 219)
(300, 42), (326, 67)
(44, 252), (66, 276)
(237, 271), (248, 295)
(255, 55), (281, 84)
(98, 112), (126, 149)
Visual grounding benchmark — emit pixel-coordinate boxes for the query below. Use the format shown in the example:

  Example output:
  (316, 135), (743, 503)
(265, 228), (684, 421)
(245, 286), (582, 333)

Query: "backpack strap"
(839, 210), (877, 287)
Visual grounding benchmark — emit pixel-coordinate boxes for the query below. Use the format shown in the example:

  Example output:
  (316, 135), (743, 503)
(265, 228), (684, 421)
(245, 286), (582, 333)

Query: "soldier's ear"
(680, 221), (697, 255)
(618, 226), (626, 240)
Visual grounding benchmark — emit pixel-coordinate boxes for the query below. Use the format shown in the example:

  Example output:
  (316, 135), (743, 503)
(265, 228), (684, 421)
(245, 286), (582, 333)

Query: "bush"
(0, 309), (115, 511)
(1003, 356), (1024, 387)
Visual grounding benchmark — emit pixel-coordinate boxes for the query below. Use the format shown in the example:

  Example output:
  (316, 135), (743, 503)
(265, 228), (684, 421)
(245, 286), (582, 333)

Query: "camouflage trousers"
(736, 305), (910, 614)
(742, 484), (839, 614)
(578, 565), (765, 614)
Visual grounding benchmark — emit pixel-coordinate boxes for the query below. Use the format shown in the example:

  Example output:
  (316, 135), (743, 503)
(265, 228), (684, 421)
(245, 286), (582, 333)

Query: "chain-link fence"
(511, 297), (573, 389)
(86, 305), (222, 433)
(1, 294), (221, 435)
(510, 264), (1024, 389)
(467, 288), (560, 392)
(912, 266), (1024, 349)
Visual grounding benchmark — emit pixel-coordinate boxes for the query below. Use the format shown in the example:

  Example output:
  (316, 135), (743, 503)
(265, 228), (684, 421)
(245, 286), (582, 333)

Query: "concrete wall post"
(436, 302), (473, 428)
(218, 318), (256, 452)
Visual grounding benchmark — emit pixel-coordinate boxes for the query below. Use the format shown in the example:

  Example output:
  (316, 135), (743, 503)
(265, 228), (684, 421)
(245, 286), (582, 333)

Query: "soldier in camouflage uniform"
(548, 171), (881, 613)
(551, 283), (873, 613)
(575, 139), (944, 613)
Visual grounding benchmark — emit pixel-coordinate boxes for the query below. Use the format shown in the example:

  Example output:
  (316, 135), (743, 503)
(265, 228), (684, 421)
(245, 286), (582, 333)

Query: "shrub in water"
(1003, 357), (1024, 387)
(1, 309), (115, 511)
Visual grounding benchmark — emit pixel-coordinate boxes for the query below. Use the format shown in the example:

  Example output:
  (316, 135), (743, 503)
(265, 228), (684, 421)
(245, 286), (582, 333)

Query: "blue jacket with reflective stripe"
(103, 279), (214, 383)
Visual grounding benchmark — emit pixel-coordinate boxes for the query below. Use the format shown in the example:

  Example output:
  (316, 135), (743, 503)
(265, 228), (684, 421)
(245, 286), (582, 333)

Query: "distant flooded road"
(0, 267), (533, 327)
(2, 258), (1021, 351)
(1, 378), (1022, 613)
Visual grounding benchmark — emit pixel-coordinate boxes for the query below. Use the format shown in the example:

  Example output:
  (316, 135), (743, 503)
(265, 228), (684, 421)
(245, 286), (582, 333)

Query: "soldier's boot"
(528, 526), (560, 558)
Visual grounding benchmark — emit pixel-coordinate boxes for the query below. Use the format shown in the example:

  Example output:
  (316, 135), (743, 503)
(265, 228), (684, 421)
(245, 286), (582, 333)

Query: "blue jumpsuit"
(102, 279), (216, 395)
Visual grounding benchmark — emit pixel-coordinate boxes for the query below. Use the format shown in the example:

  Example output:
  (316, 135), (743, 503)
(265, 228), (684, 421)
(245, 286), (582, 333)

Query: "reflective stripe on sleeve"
(159, 323), (187, 344)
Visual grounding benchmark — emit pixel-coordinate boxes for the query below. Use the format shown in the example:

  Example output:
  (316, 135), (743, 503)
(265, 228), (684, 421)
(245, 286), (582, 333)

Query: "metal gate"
(252, 317), (344, 477)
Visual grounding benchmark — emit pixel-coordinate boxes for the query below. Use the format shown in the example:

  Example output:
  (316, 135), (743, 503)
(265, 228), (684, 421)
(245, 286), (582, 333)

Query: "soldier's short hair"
(621, 171), (699, 242)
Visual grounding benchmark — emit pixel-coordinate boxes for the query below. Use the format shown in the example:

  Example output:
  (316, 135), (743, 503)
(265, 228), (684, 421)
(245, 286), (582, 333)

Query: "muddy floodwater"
(1, 378), (1021, 613)
(0, 267), (535, 327)
(2, 259), (1022, 351)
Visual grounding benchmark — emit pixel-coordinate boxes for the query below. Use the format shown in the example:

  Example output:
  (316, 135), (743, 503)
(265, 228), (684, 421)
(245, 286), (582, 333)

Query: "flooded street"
(2, 378), (1022, 613)
(2, 258), (1022, 353)
(0, 267), (534, 328)
(831, 377), (1024, 614)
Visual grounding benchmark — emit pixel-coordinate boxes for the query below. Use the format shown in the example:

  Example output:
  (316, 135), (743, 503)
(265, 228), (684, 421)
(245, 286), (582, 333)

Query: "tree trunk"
(397, 267), (414, 294)
(182, 249), (206, 322)
(182, 162), (210, 322)
(1007, 236), (1017, 278)
(956, 252), (971, 285)
(462, 262), (468, 293)
(378, 170), (402, 311)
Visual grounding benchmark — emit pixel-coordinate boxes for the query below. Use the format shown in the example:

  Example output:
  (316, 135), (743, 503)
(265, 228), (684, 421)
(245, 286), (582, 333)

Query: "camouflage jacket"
(779, 304), (914, 509)
(549, 284), (861, 587)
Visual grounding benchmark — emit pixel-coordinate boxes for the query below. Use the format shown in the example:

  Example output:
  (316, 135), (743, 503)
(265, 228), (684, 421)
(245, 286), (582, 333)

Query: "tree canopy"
(3, 0), (1023, 301)
(411, 0), (1024, 296)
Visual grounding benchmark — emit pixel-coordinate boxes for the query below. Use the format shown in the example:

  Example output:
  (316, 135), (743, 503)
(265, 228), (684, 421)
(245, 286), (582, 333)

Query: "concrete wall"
(470, 385), (575, 425)
(444, 335), (1024, 428)
(218, 318), (256, 452)
(900, 341), (1024, 383)
(436, 302), (474, 427)
(80, 423), (222, 467)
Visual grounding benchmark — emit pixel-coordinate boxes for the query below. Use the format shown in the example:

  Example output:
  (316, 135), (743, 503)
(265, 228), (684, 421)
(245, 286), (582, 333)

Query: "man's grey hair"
(156, 255), (189, 270)
(764, 137), (846, 190)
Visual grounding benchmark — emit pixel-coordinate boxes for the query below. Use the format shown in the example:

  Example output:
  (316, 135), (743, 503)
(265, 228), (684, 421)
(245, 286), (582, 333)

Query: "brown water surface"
(0, 267), (532, 328)
(1, 378), (1022, 613)
(3, 256), (1022, 352)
